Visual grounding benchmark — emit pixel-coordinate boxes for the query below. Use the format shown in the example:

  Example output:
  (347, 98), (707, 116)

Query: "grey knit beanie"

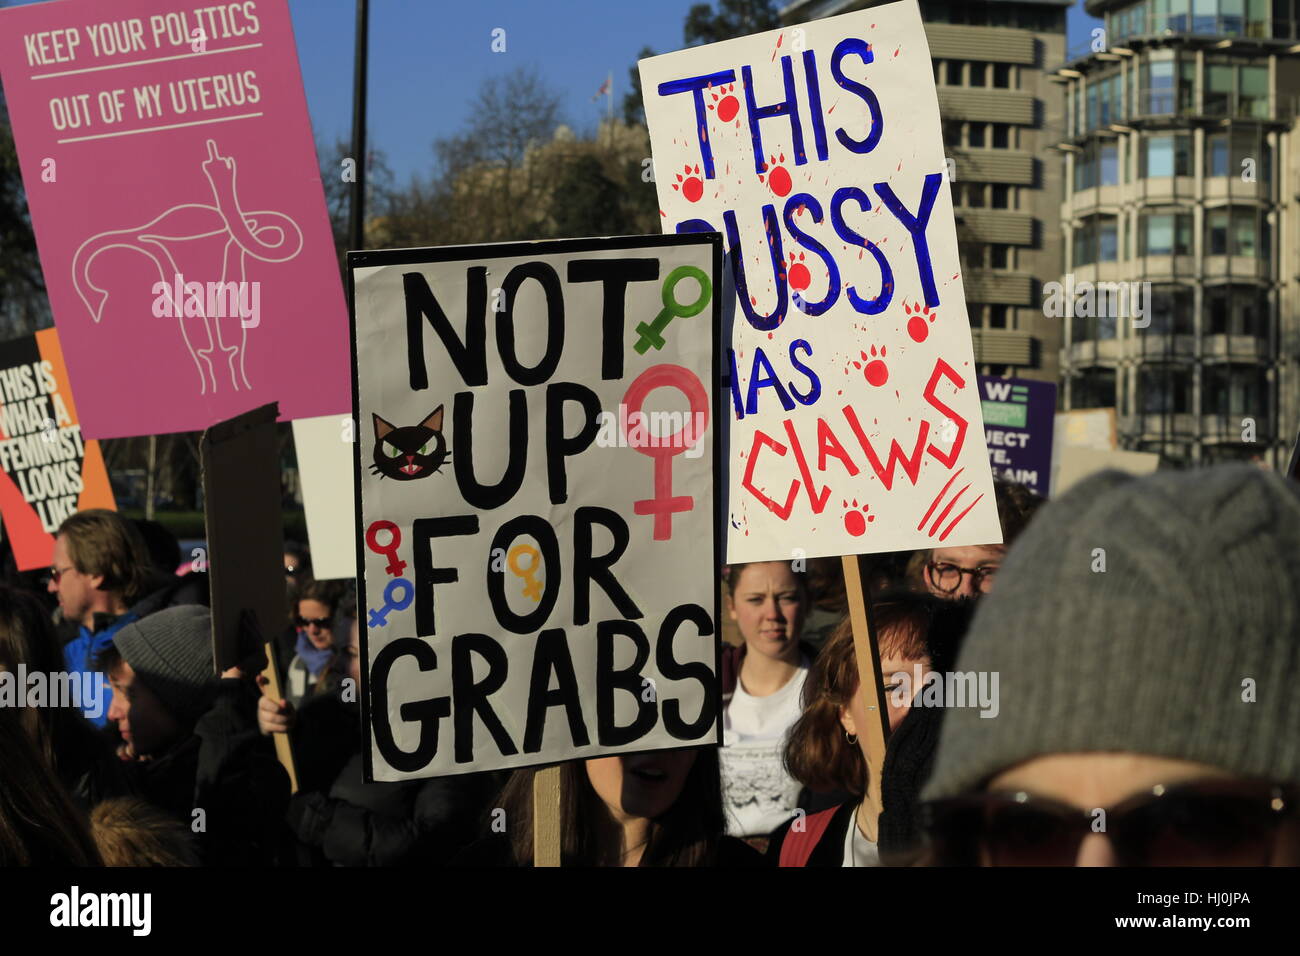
(113, 605), (217, 725)
(923, 464), (1300, 801)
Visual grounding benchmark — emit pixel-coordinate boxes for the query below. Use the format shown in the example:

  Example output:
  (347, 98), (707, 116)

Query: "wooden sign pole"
(259, 640), (299, 794)
(533, 765), (562, 867)
(841, 554), (891, 828)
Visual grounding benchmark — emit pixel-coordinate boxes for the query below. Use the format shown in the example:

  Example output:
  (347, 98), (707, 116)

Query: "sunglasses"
(923, 778), (1297, 866)
(48, 565), (75, 585)
(296, 615), (332, 629)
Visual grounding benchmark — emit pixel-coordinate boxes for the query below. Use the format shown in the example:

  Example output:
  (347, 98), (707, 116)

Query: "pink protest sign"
(0, 0), (348, 439)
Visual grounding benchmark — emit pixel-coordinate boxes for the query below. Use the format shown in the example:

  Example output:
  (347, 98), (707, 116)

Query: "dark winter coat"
(55, 712), (136, 810)
(765, 801), (856, 867)
(876, 698), (945, 864)
(129, 677), (289, 866)
(286, 692), (503, 866)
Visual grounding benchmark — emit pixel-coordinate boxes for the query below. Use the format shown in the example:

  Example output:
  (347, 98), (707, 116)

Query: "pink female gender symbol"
(620, 364), (709, 541)
(365, 520), (406, 577)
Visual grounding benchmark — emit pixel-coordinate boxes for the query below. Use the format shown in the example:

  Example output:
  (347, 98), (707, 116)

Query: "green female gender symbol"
(633, 265), (712, 354)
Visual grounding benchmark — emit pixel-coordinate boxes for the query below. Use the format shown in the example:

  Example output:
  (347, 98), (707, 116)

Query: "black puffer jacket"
(130, 677), (289, 866)
(286, 694), (502, 867)
(56, 714), (136, 810)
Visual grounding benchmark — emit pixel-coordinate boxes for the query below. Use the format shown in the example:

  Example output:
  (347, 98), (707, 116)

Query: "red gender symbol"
(365, 520), (406, 577)
(621, 365), (710, 541)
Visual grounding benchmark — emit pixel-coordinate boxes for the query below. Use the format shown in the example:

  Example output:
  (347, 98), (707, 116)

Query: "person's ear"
(90, 573), (106, 592)
(726, 593), (738, 623)
(839, 704), (857, 738)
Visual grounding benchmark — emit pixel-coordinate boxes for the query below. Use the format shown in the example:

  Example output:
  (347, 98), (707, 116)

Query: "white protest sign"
(292, 414), (357, 581)
(641, 0), (1001, 562)
(351, 236), (723, 781)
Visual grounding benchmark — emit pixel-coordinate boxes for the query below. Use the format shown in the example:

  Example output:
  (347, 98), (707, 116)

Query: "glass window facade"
(1202, 365), (1267, 416)
(1205, 131), (1267, 178)
(1074, 140), (1121, 190)
(1145, 286), (1196, 334)
(1073, 215), (1120, 266)
(1139, 366), (1193, 413)
(1142, 60), (1176, 115)
(1140, 211), (1194, 256)
(1072, 369), (1117, 406)
(1142, 134), (1193, 177)
(1205, 286), (1268, 335)
(1115, 0), (1277, 37)
(1082, 73), (1125, 132)
(1206, 207), (1262, 256)
(1205, 62), (1270, 117)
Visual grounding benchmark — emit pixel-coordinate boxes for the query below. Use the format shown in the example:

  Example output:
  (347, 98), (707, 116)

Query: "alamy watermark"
(50, 886), (150, 936)
(0, 666), (104, 719)
(1043, 276), (1151, 329)
(151, 272), (261, 328)
(593, 405), (708, 459)
(888, 666), (1000, 718)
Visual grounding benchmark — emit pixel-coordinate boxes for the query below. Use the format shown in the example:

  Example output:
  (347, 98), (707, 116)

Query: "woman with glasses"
(922, 466), (1300, 866)
(286, 579), (346, 706)
(920, 481), (1043, 601)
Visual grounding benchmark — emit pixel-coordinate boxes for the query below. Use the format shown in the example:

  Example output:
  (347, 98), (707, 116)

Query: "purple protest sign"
(978, 376), (1056, 498)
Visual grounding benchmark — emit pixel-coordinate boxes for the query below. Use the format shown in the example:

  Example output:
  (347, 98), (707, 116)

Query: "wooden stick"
(260, 640), (299, 794)
(841, 554), (890, 828)
(533, 765), (562, 867)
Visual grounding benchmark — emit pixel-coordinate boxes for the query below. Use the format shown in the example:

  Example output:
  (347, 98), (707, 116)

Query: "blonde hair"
(90, 798), (199, 866)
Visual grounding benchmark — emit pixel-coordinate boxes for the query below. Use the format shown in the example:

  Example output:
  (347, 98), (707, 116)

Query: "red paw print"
(853, 345), (888, 387)
(842, 500), (874, 537)
(786, 250), (810, 291)
(708, 82), (740, 123)
(905, 302), (937, 343)
(673, 163), (703, 203)
(758, 153), (792, 198)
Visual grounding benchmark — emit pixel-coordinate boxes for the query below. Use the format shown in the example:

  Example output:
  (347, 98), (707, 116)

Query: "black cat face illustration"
(370, 407), (449, 480)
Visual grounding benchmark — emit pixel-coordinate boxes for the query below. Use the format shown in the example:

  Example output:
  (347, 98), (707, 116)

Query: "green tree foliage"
(622, 0), (780, 127)
(0, 79), (49, 338)
(375, 67), (658, 248)
(683, 0), (781, 46)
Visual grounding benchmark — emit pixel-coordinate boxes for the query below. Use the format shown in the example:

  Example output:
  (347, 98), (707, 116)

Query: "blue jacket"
(62, 611), (138, 728)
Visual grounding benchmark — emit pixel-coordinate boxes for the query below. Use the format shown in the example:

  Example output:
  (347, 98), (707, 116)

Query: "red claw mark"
(842, 500), (873, 537)
(862, 345), (888, 387)
(673, 163), (704, 203)
(787, 251), (810, 291)
(905, 301), (937, 343)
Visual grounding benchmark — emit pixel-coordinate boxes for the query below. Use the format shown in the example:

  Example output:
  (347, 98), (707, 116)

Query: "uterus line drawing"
(71, 139), (304, 395)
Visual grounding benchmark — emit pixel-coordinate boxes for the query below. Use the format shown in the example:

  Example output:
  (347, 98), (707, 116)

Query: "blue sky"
(8, 0), (1103, 182)
(293, 0), (1102, 182)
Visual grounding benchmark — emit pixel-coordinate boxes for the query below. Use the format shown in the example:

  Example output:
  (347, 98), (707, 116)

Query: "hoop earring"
(845, 730), (858, 745)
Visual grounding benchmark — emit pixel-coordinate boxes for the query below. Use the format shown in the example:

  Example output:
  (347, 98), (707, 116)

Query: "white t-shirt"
(842, 805), (882, 867)
(720, 660), (809, 837)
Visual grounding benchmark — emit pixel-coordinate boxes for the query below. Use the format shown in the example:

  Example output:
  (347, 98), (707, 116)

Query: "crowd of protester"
(1, 462), (1298, 867)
